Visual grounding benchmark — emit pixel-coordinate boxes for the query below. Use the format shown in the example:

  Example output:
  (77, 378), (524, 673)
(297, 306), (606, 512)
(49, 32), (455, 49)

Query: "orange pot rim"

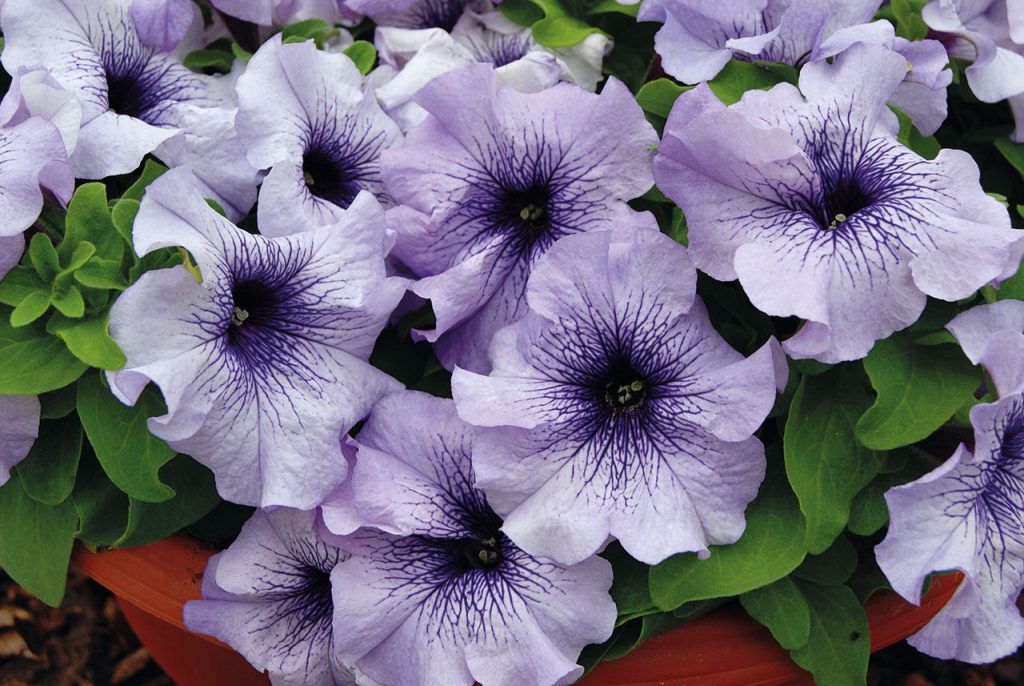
(73, 535), (962, 685)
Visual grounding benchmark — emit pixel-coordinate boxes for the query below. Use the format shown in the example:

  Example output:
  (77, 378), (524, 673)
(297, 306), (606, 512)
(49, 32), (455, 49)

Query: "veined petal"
(237, 37), (402, 235)
(0, 395), (41, 488)
(184, 508), (354, 685)
(110, 170), (405, 508)
(323, 390), (616, 686)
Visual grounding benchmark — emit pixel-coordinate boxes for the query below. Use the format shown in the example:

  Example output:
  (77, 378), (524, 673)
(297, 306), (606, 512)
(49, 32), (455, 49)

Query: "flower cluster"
(0, 1), (1023, 685)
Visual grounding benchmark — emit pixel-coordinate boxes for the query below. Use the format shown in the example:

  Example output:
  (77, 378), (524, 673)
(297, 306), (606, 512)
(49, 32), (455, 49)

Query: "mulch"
(0, 571), (169, 686)
(0, 570), (1021, 686)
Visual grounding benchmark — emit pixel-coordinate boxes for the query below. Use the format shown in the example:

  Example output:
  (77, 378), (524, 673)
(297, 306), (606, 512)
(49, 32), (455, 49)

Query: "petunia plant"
(0, 1), (1023, 685)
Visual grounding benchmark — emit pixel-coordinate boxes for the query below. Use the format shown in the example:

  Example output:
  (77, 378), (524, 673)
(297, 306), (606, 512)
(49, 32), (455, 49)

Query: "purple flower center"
(103, 55), (176, 121)
(465, 32), (532, 68)
(300, 122), (387, 210)
(253, 539), (343, 655)
(228, 279), (280, 336)
(597, 359), (649, 414)
(302, 148), (363, 209)
(498, 185), (552, 245)
(455, 531), (504, 571)
(404, 0), (467, 31)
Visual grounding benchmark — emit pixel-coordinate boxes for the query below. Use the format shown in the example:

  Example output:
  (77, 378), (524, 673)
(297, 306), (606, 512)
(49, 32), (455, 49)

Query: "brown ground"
(0, 570), (1021, 686)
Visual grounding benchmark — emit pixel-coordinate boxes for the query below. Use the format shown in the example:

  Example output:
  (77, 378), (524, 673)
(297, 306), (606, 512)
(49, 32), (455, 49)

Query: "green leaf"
(113, 456), (220, 548)
(0, 265), (49, 307)
(0, 317), (87, 394)
(72, 452), (129, 548)
(204, 198), (227, 217)
(793, 534), (857, 586)
(231, 42), (252, 62)
(62, 183), (125, 263)
(74, 258), (128, 291)
(896, 110), (941, 160)
(498, 0), (545, 25)
(589, 0), (639, 15)
(740, 577), (810, 650)
(891, 0), (929, 40)
(76, 373), (177, 503)
(649, 465), (807, 611)
(636, 78), (691, 119)
(14, 415), (82, 506)
(0, 473), (78, 606)
(183, 48), (234, 73)
(343, 40), (377, 75)
(790, 582), (870, 686)
(51, 312), (127, 370)
(63, 241), (97, 273)
(995, 138), (1024, 181)
(785, 368), (883, 553)
(110, 199), (141, 244)
(39, 385), (77, 419)
(51, 285), (85, 318)
(531, 16), (601, 48)
(856, 335), (980, 450)
(185, 500), (255, 544)
(666, 207), (688, 246)
(707, 60), (785, 105)
(281, 18), (340, 47)
(29, 234), (60, 280)
(605, 542), (657, 623)
(9, 290), (51, 327)
(120, 160), (168, 203)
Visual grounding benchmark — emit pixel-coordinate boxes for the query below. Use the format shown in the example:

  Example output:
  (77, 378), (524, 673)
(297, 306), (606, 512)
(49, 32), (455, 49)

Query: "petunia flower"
(451, 228), (783, 566)
(235, 37), (402, 238)
(922, 0), (1024, 140)
(184, 508), (359, 685)
(639, 0), (882, 82)
(131, 0), (194, 52)
(354, 0), (479, 31)
(640, 0), (951, 135)
(1, 0), (258, 218)
(107, 168), (405, 509)
(320, 390), (616, 686)
(209, 0), (346, 26)
(0, 396), (41, 488)
(383, 63), (658, 373)
(947, 299), (1024, 397)
(875, 393), (1024, 663)
(374, 7), (609, 131)
(654, 43), (1024, 363)
(0, 66), (77, 280)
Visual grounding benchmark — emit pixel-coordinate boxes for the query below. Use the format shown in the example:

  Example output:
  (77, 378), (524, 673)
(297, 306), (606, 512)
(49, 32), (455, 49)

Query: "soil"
(0, 570), (1021, 686)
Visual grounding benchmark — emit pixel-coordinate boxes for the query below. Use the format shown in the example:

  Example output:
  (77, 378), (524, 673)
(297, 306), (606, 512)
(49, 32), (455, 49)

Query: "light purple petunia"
(0, 396), (41, 488)
(383, 62), (658, 373)
(947, 299), (1024, 397)
(875, 394), (1024, 663)
(320, 390), (616, 686)
(875, 301), (1024, 663)
(922, 0), (1024, 140)
(374, 7), (609, 131)
(0, 0), (258, 218)
(0, 66), (77, 281)
(106, 168), (405, 509)
(357, 0), (479, 30)
(184, 508), (358, 686)
(209, 0), (345, 26)
(235, 36), (402, 238)
(131, 0), (194, 52)
(654, 43), (1024, 363)
(640, 0), (952, 135)
(451, 228), (784, 566)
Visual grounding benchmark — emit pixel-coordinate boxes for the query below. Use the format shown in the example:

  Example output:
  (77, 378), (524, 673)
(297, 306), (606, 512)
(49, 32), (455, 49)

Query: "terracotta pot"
(73, 535), (961, 686)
